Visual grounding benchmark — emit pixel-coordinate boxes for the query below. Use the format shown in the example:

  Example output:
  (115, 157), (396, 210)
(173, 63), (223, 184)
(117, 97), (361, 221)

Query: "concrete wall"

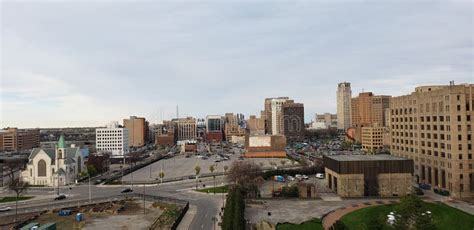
(378, 173), (412, 197)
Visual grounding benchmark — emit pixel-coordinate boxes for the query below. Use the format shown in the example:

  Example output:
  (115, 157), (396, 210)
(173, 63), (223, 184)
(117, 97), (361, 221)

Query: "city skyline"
(1, 1), (473, 128)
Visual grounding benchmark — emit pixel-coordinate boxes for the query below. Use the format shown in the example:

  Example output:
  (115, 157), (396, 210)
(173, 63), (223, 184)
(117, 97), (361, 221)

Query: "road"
(1, 175), (227, 230)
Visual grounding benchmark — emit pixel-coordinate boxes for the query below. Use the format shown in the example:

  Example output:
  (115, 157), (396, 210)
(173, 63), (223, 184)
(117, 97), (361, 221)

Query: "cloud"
(0, 1), (472, 127)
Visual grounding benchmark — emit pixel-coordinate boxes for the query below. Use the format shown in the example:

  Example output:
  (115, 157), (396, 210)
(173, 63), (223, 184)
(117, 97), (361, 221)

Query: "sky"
(1, 0), (473, 128)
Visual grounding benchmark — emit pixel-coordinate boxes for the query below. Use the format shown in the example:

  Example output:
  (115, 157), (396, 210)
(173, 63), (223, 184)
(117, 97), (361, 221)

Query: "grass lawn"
(0, 196), (34, 203)
(276, 218), (324, 230)
(340, 202), (474, 230)
(196, 185), (228, 193)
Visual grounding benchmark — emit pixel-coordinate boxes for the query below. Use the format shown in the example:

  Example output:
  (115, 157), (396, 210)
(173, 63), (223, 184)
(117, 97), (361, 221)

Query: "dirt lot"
(33, 200), (165, 230)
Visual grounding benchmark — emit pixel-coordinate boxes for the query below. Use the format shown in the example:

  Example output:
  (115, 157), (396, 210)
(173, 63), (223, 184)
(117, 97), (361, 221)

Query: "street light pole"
(143, 183), (146, 215)
(89, 174), (91, 202)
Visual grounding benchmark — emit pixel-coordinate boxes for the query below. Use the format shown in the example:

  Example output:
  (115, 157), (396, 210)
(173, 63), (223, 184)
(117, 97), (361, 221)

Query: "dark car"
(121, 188), (133, 193)
(54, 194), (66, 200)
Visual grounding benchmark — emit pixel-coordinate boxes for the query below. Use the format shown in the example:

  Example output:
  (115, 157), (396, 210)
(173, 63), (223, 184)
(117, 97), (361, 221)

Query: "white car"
(316, 173), (325, 179)
(302, 175), (309, 180)
(295, 174), (303, 180)
(287, 176), (295, 181)
(0, 206), (12, 212)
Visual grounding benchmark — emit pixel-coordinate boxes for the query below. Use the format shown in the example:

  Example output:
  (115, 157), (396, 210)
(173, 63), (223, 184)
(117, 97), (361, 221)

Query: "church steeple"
(58, 135), (65, 149)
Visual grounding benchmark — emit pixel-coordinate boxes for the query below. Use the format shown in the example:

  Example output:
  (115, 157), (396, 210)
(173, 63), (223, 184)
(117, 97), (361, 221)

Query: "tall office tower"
(389, 83), (473, 199)
(96, 122), (129, 158)
(282, 102), (305, 142)
(337, 82), (352, 130)
(351, 92), (391, 127)
(123, 116), (147, 147)
(173, 117), (197, 141)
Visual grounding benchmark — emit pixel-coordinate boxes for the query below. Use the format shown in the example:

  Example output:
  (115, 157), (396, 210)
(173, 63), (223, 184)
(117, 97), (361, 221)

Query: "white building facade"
(96, 121), (129, 158)
(21, 135), (85, 187)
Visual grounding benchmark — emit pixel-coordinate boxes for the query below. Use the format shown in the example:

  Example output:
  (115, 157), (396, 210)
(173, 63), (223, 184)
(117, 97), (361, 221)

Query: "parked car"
(287, 176), (295, 181)
(302, 175), (309, 180)
(316, 173), (325, 179)
(0, 206), (12, 212)
(121, 188), (133, 193)
(54, 194), (67, 200)
(295, 174), (303, 180)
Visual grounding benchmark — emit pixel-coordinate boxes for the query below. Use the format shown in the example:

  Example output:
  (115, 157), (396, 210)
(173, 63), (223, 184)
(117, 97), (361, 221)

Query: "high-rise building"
(389, 83), (474, 199)
(96, 122), (129, 158)
(282, 103), (305, 142)
(224, 113), (246, 140)
(123, 116), (147, 147)
(263, 97), (292, 135)
(173, 117), (197, 141)
(155, 120), (176, 146)
(0, 128), (40, 152)
(351, 92), (391, 127)
(337, 82), (352, 130)
(246, 115), (265, 136)
(205, 115), (223, 142)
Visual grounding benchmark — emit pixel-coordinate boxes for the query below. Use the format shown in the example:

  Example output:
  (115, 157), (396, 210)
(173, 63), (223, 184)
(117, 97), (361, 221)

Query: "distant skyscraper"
(337, 82), (352, 130)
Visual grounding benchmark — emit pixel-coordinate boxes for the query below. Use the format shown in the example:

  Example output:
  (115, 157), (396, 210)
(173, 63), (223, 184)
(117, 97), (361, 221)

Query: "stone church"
(21, 135), (85, 186)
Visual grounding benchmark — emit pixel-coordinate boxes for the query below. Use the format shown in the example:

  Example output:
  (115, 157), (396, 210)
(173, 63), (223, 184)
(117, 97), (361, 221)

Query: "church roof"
(28, 147), (80, 165)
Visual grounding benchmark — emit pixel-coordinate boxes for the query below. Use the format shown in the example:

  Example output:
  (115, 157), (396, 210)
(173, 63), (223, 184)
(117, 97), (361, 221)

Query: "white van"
(316, 173), (325, 179)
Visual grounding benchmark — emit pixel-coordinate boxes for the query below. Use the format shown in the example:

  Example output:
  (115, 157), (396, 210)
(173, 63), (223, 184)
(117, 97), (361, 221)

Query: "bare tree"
(8, 178), (29, 223)
(209, 165), (216, 194)
(195, 166), (201, 189)
(226, 161), (264, 197)
(4, 159), (25, 182)
(280, 160), (286, 167)
(223, 165), (229, 175)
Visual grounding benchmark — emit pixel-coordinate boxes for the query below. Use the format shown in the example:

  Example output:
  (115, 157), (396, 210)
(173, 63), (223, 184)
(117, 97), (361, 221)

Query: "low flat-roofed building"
(245, 135), (287, 158)
(323, 154), (413, 197)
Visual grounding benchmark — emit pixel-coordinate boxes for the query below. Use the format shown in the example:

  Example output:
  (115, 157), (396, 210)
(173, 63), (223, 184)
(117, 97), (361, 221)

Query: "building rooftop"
(325, 154), (407, 162)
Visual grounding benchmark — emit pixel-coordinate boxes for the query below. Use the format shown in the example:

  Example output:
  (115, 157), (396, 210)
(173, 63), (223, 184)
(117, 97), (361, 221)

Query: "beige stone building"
(389, 83), (474, 199)
(337, 82), (352, 130)
(224, 113), (245, 140)
(0, 128), (40, 152)
(123, 116), (148, 147)
(173, 117), (197, 141)
(324, 155), (413, 197)
(361, 125), (386, 153)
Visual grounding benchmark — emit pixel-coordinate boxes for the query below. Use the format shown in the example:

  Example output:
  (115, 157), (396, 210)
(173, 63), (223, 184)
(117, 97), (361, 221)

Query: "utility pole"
(143, 184), (146, 215)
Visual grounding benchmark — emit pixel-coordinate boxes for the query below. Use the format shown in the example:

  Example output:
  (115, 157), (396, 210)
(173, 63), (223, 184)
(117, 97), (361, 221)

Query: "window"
(38, 159), (47, 177)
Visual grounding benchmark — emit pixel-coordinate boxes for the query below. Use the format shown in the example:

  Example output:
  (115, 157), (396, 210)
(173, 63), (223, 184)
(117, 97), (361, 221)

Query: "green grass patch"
(340, 202), (474, 230)
(196, 185), (228, 193)
(276, 218), (324, 230)
(0, 196), (34, 203)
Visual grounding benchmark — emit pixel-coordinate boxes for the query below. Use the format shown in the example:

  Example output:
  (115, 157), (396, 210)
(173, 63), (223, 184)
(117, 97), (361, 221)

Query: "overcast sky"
(1, 1), (473, 128)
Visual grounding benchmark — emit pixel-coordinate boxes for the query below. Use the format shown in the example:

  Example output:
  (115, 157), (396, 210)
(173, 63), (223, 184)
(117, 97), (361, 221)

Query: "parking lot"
(122, 153), (298, 182)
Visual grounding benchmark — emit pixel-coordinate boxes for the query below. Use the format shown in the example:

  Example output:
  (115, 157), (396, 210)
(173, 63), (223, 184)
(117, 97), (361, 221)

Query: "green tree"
(394, 194), (435, 230)
(158, 171), (165, 184)
(87, 164), (97, 177)
(330, 220), (348, 230)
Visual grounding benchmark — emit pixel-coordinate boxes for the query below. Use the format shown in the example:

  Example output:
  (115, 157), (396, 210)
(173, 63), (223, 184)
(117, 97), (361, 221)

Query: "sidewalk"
(423, 189), (474, 215)
(177, 204), (197, 230)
